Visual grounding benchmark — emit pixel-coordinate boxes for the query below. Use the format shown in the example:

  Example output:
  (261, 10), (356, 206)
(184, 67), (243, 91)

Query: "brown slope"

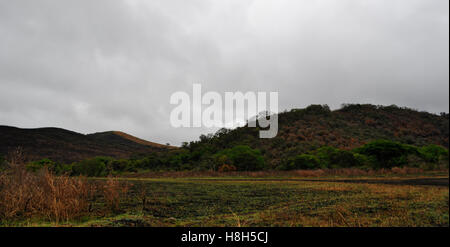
(0, 126), (173, 163)
(112, 131), (176, 149)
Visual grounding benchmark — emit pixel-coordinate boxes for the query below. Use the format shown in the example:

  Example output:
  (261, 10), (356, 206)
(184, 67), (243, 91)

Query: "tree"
(312, 146), (362, 168)
(281, 154), (320, 170)
(217, 145), (265, 171)
(419, 145), (449, 164)
(354, 140), (417, 168)
(26, 158), (55, 172)
(72, 157), (111, 177)
(329, 150), (360, 168)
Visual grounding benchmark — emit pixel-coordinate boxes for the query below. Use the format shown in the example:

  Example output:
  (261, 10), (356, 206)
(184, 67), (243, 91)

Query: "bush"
(109, 159), (132, 173)
(26, 158), (72, 175)
(329, 150), (361, 168)
(0, 166), (94, 222)
(313, 146), (366, 168)
(26, 158), (52, 172)
(72, 157), (111, 177)
(419, 145), (449, 164)
(0, 155), (132, 223)
(281, 154), (320, 170)
(135, 155), (163, 170)
(212, 153), (231, 171)
(313, 146), (338, 168)
(218, 164), (237, 172)
(353, 153), (373, 168)
(354, 140), (417, 169)
(216, 145), (265, 171)
(102, 175), (131, 213)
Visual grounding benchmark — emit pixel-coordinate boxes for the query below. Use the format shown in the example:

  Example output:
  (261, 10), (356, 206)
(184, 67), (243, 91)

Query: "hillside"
(189, 104), (449, 168)
(0, 126), (174, 163)
(89, 131), (174, 149)
(1, 104), (448, 168)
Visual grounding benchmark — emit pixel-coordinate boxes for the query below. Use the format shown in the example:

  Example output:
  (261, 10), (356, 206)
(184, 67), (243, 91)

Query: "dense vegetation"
(1, 104), (448, 176)
(15, 139), (447, 177)
(185, 104), (448, 169)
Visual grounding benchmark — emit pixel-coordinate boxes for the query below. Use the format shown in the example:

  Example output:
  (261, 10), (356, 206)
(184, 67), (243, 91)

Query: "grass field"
(5, 172), (448, 227)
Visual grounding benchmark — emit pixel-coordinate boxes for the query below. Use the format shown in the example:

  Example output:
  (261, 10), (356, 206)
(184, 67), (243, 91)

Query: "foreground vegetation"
(0, 160), (447, 227)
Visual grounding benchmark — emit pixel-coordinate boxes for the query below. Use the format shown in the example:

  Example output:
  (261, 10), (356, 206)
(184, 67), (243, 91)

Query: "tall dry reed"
(0, 150), (94, 223)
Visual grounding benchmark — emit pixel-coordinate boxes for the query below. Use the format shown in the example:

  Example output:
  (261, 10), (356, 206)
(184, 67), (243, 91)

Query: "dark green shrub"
(313, 146), (338, 168)
(72, 157), (111, 177)
(418, 145), (449, 164)
(26, 158), (54, 172)
(135, 156), (163, 170)
(329, 149), (361, 168)
(217, 145), (265, 171)
(313, 146), (364, 168)
(281, 154), (320, 170)
(26, 158), (72, 174)
(166, 150), (192, 170)
(354, 140), (417, 168)
(109, 159), (134, 172)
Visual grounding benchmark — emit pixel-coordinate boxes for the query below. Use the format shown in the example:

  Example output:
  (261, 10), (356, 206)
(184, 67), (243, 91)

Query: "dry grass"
(102, 175), (131, 213)
(0, 165), (94, 223)
(0, 150), (131, 224)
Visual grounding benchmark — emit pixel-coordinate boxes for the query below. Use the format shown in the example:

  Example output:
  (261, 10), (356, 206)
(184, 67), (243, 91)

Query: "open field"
(2, 172), (448, 227)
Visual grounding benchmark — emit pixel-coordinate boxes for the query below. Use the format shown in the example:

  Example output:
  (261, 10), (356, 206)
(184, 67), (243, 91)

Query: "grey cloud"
(0, 0), (448, 146)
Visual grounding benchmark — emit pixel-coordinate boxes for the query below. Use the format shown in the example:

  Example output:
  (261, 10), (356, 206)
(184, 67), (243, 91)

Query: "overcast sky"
(0, 0), (448, 145)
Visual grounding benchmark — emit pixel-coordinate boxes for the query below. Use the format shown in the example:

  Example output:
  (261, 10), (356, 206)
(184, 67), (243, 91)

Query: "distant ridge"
(109, 131), (174, 149)
(0, 126), (175, 163)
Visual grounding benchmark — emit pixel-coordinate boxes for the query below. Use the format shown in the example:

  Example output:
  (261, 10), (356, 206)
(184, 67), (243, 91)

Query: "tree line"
(1, 139), (446, 177)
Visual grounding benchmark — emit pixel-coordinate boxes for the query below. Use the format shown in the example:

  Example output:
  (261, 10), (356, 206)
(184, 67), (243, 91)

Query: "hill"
(188, 104), (449, 168)
(0, 126), (174, 163)
(88, 131), (172, 149)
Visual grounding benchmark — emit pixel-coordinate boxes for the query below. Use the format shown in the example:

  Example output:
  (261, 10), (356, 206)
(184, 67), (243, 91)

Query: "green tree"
(313, 146), (364, 168)
(72, 157), (111, 177)
(26, 158), (54, 172)
(218, 145), (265, 171)
(418, 144), (449, 169)
(354, 140), (417, 168)
(418, 145), (449, 163)
(281, 154), (320, 170)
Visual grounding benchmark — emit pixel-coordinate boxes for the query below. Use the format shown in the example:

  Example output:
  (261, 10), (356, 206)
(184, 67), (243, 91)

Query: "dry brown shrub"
(218, 164), (237, 172)
(0, 164), (94, 223)
(102, 175), (131, 213)
(391, 167), (423, 174)
(293, 169), (325, 177)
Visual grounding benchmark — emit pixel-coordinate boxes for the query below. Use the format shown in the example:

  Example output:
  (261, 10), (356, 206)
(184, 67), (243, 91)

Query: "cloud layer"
(0, 0), (448, 145)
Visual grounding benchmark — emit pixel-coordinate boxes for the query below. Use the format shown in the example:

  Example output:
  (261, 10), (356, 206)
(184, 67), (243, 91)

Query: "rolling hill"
(0, 126), (175, 163)
(189, 104), (449, 168)
(1, 104), (448, 167)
